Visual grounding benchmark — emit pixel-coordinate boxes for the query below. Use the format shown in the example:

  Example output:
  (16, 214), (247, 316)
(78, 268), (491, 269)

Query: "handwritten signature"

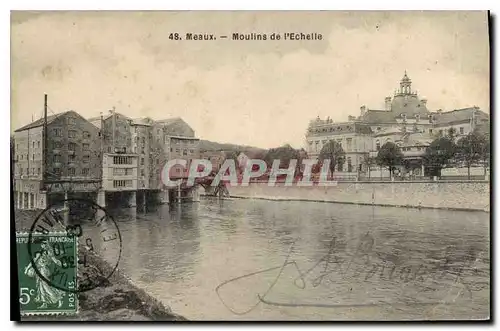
(215, 233), (488, 315)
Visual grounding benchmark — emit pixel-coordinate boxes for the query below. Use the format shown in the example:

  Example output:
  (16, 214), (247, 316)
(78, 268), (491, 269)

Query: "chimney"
(385, 97), (392, 110)
(360, 105), (366, 117)
(421, 98), (427, 107)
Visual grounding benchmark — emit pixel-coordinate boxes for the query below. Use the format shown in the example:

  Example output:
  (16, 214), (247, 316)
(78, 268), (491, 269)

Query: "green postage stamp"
(16, 232), (79, 316)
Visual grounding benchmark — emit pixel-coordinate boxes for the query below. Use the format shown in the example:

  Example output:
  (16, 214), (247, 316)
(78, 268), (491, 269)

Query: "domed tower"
(399, 70), (413, 95)
(390, 71), (429, 118)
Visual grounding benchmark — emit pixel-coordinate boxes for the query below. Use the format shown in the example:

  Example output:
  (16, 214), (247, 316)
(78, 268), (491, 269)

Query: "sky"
(11, 11), (490, 149)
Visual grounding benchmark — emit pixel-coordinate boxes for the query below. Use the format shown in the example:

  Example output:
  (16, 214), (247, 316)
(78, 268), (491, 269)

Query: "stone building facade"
(305, 72), (490, 176)
(14, 108), (199, 209)
(14, 111), (101, 209)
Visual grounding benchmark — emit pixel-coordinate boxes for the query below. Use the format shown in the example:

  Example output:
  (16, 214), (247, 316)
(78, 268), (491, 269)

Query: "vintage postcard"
(11, 11), (490, 321)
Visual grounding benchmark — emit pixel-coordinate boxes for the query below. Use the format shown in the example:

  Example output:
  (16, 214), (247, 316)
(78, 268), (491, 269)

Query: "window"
(113, 156), (133, 165)
(113, 180), (132, 188)
(114, 180), (125, 188)
(53, 154), (61, 163)
(82, 168), (89, 176)
(33, 142), (35, 149)
(347, 157), (352, 172)
(140, 169), (145, 176)
(37, 168), (40, 175)
(176, 148), (180, 153)
(429, 129), (433, 134)
(141, 158), (144, 165)
(113, 168), (127, 176)
(376, 140), (380, 151)
(170, 147), (173, 152)
(183, 149), (188, 156)
(20, 168), (23, 175)
(68, 155), (76, 163)
(21, 154), (23, 160)
(37, 141), (40, 148)
(67, 118), (75, 125)
(439, 130), (443, 136)
(83, 155), (90, 163)
(68, 142), (76, 151)
(68, 130), (76, 138)
(32, 154), (34, 161)
(460, 127), (464, 134)
(32, 168), (35, 175)
(83, 143), (90, 151)
(189, 149), (194, 154)
(83, 131), (91, 139)
(68, 168), (76, 176)
(53, 128), (62, 136)
(53, 168), (61, 176)
(346, 138), (352, 151)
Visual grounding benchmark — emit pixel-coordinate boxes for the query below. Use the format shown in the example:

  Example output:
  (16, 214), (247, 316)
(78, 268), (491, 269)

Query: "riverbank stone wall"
(224, 182), (490, 212)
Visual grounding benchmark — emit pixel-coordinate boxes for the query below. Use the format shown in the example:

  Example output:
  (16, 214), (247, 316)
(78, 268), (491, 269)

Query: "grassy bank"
(14, 209), (187, 321)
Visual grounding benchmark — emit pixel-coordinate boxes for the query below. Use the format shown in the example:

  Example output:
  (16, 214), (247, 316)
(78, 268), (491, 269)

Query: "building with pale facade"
(305, 72), (490, 177)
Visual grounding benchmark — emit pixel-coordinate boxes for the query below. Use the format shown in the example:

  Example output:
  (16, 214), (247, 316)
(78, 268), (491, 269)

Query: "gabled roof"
(88, 112), (131, 122)
(432, 107), (489, 125)
(155, 117), (183, 126)
(361, 110), (398, 124)
(14, 111), (70, 132)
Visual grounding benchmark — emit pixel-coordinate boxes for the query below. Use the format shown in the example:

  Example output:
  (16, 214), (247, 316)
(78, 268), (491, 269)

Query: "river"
(88, 198), (490, 321)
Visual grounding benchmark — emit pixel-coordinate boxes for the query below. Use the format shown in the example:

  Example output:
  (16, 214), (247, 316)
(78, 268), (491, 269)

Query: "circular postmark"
(27, 198), (122, 293)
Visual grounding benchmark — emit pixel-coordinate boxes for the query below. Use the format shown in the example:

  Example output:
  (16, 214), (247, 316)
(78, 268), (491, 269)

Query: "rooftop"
(14, 111), (70, 132)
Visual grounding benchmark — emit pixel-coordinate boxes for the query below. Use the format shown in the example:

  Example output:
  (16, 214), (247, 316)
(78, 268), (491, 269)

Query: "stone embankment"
(222, 181), (490, 212)
(14, 210), (187, 321)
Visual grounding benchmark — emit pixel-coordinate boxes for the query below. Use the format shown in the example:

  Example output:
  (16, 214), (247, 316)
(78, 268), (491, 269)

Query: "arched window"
(376, 139), (380, 151)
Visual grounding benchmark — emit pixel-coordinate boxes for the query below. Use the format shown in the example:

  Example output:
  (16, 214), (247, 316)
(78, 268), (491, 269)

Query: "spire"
(399, 70), (412, 94)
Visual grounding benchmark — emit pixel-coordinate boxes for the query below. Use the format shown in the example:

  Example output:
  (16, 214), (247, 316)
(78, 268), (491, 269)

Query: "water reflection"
(90, 200), (489, 321)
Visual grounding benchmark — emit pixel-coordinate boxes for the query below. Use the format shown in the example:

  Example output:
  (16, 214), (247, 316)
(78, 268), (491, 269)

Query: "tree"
(446, 127), (458, 141)
(481, 135), (491, 177)
(456, 132), (488, 179)
(423, 137), (456, 178)
(264, 144), (300, 170)
(376, 142), (403, 178)
(362, 154), (377, 179)
(318, 140), (345, 175)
